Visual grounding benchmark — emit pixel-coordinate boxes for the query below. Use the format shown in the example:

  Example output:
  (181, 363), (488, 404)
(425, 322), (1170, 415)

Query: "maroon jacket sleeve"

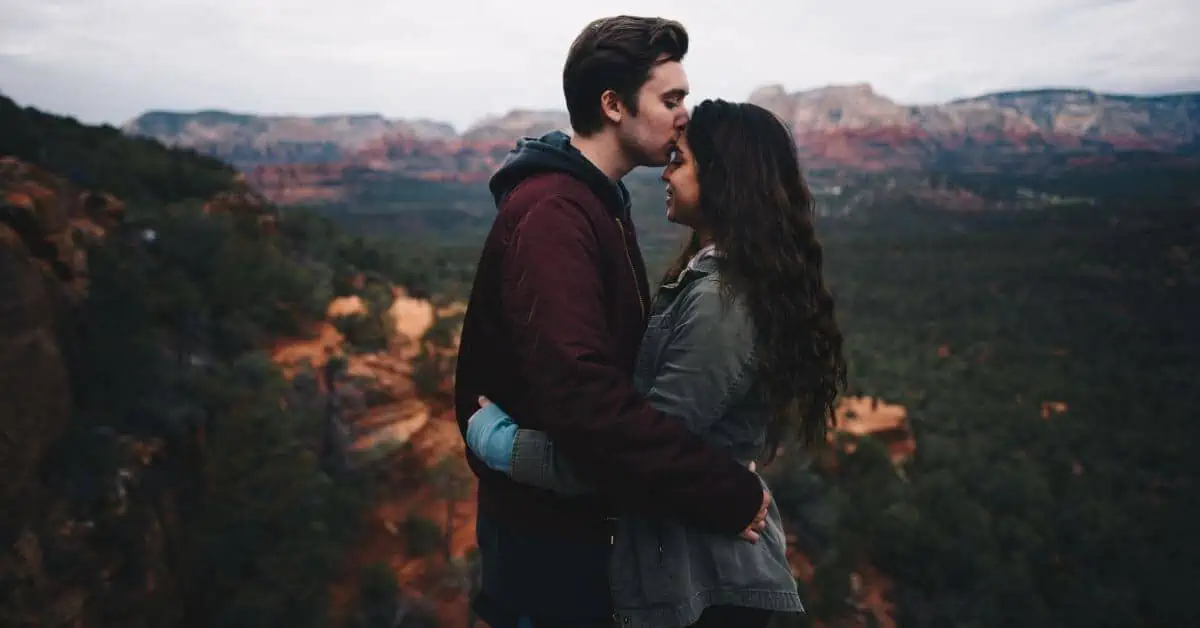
(499, 195), (764, 535)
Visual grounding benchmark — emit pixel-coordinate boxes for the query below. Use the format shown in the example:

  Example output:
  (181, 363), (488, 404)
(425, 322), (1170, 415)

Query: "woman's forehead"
(674, 133), (693, 155)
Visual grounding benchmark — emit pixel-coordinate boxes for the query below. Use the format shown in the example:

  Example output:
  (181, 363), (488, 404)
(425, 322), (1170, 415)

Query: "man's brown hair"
(562, 16), (689, 136)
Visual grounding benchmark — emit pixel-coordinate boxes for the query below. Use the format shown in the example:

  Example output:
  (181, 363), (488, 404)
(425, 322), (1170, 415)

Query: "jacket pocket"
(707, 482), (794, 592)
(609, 516), (677, 607)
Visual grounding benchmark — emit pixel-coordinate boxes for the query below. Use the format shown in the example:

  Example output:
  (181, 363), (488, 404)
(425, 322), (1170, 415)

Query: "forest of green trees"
(3, 92), (1197, 627)
(761, 202), (1198, 627)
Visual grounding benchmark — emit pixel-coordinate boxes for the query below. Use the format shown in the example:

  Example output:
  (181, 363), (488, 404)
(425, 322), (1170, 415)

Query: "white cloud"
(1, 0), (1197, 130)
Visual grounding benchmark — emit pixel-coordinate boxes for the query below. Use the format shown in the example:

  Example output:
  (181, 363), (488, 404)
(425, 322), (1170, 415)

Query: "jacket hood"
(487, 130), (631, 218)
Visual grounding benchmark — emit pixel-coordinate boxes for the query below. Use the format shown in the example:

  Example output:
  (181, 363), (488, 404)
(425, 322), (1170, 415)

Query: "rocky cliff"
(123, 85), (1200, 205)
(0, 157), (128, 516)
(122, 111), (458, 168)
(460, 109), (570, 145)
(0, 158), (138, 627)
(749, 84), (1200, 173)
(1, 94), (475, 626)
(269, 288), (474, 628)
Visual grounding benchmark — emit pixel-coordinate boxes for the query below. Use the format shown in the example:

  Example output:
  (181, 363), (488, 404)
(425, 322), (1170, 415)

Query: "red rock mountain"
(122, 111), (458, 166)
(748, 84), (1200, 172)
(122, 85), (1200, 203)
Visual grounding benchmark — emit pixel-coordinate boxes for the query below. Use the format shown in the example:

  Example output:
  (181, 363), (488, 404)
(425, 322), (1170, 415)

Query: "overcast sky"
(1, 0), (1198, 130)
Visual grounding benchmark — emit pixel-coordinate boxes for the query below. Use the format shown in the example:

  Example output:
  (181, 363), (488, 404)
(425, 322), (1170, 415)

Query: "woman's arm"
(465, 402), (593, 495)
(510, 427), (593, 495)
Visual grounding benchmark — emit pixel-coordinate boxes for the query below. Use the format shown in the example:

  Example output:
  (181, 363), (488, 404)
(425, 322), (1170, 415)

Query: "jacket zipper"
(616, 216), (658, 563)
(614, 217), (647, 322)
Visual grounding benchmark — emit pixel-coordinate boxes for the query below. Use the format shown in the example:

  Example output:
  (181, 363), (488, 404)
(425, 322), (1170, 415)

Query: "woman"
(465, 99), (847, 628)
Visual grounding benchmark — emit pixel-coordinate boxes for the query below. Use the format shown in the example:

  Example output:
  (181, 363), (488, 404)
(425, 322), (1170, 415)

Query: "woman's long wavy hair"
(662, 99), (847, 463)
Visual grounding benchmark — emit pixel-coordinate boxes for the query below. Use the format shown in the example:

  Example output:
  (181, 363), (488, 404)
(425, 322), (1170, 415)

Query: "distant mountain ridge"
(747, 84), (1199, 172)
(120, 85), (1200, 203)
(123, 110), (460, 166)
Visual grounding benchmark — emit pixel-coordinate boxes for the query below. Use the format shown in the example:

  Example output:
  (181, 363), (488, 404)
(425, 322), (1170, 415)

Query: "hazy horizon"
(14, 82), (1200, 134)
(3, 0), (1198, 131)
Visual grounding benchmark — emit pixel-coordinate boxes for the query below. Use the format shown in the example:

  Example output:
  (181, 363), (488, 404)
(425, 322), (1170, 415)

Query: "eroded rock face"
(272, 286), (461, 464)
(461, 109), (571, 144)
(0, 158), (130, 627)
(750, 85), (1199, 172)
(2, 159), (105, 289)
(126, 87), (1199, 202)
(0, 215), (72, 541)
(0, 159), (104, 537)
(201, 186), (280, 232)
(121, 112), (458, 168)
(833, 395), (916, 465)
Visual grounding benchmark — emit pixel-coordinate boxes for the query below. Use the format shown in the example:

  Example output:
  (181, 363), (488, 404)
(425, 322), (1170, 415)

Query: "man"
(453, 16), (769, 628)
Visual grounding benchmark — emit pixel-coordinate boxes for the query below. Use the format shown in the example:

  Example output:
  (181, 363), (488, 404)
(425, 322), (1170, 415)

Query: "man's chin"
(636, 148), (672, 168)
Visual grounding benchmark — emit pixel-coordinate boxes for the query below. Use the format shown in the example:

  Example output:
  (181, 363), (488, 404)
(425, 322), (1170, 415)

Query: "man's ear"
(600, 89), (624, 125)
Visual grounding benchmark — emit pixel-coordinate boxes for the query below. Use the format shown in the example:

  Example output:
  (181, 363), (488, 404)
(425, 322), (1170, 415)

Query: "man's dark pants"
(471, 514), (614, 628)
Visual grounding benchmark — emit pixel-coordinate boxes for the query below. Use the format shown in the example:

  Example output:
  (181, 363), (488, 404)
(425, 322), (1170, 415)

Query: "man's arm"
(499, 196), (762, 535)
(487, 280), (756, 498)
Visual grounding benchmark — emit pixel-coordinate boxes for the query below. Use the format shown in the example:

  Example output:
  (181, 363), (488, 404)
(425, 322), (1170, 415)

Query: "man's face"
(617, 59), (690, 167)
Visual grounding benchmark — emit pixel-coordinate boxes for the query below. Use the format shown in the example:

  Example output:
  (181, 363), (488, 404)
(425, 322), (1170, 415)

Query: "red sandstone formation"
(125, 86), (1200, 205)
(833, 395), (917, 465)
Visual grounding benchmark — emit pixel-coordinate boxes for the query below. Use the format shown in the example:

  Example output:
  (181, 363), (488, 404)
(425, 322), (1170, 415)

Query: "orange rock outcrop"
(833, 395), (917, 465)
(271, 285), (474, 627)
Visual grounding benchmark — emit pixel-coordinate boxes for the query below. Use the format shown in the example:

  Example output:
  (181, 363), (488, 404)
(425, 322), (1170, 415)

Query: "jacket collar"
(662, 244), (720, 291)
(686, 243), (719, 273)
